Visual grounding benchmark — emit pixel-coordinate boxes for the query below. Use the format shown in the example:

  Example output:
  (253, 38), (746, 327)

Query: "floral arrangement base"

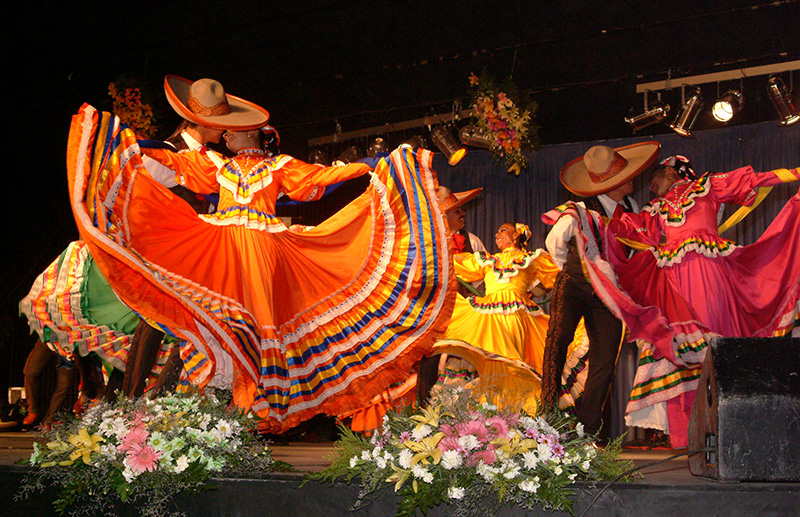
(310, 384), (632, 517)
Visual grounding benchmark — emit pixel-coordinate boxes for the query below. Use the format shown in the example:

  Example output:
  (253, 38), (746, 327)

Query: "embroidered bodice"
(142, 147), (370, 231)
(609, 166), (799, 265)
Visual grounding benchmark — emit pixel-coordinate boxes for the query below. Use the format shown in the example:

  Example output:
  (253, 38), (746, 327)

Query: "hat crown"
(584, 146), (616, 172)
(187, 79), (231, 116)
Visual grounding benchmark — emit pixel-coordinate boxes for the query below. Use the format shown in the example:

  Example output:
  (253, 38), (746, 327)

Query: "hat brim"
(165, 75), (270, 130)
(445, 188), (483, 212)
(560, 141), (661, 196)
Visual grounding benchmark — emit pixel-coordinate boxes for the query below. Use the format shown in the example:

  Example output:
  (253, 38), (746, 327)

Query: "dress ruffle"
(18, 241), (172, 375)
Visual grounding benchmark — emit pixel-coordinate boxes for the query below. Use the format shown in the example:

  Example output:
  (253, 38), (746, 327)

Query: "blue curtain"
(433, 121), (800, 251)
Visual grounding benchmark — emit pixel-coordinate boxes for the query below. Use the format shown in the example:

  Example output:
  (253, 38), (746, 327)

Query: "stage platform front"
(1, 431), (797, 516)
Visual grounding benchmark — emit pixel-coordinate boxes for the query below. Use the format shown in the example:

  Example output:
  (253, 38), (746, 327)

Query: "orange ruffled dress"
(66, 105), (454, 432)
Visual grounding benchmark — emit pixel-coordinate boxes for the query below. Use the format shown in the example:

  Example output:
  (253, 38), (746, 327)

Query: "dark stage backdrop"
(432, 121), (800, 253)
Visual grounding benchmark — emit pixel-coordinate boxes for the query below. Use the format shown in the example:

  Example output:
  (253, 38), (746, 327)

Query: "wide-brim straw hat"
(164, 75), (270, 130)
(560, 141), (661, 196)
(438, 186), (483, 213)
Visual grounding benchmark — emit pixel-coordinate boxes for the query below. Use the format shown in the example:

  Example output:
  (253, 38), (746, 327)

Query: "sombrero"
(164, 75), (270, 130)
(437, 186), (483, 213)
(560, 141), (660, 196)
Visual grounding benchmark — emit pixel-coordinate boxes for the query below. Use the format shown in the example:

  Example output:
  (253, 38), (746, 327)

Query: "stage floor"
(2, 429), (798, 516)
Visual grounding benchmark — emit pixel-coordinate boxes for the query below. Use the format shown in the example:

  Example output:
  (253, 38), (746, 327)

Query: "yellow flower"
(508, 163), (522, 175)
(409, 405), (453, 430)
(491, 430), (536, 457)
(469, 73), (480, 86)
(403, 432), (445, 466)
(385, 463), (411, 492)
(68, 428), (105, 465)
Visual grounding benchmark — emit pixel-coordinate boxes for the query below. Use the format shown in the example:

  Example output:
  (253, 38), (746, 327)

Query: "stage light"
(431, 124), (466, 165)
(669, 88), (704, 138)
(711, 90), (744, 122)
(404, 135), (428, 149)
(334, 145), (361, 165)
(308, 148), (330, 165)
(766, 77), (799, 127)
(458, 123), (492, 149)
(625, 101), (671, 132)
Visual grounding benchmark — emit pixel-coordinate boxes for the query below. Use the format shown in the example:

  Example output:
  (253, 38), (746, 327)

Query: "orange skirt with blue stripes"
(66, 104), (454, 432)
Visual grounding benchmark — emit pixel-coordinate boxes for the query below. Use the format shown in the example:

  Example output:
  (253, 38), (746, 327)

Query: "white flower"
(173, 455), (189, 474)
(519, 477), (540, 493)
(575, 422), (585, 437)
(375, 456), (387, 469)
(481, 402), (498, 411)
(519, 416), (536, 429)
(476, 462), (499, 482)
(214, 419), (233, 439)
(382, 414), (390, 424)
(198, 413), (212, 431)
(521, 451), (539, 470)
(458, 435), (480, 451)
(502, 461), (521, 479)
(361, 450), (371, 461)
(568, 473), (577, 481)
(554, 466), (563, 475)
(441, 450), (463, 470)
(383, 451), (394, 462)
(581, 460), (591, 471)
(411, 424), (432, 441)
(411, 463), (433, 483)
(122, 466), (138, 483)
(371, 447), (382, 459)
(350, 456), (359, 468)
(448, 486), (466, 500)
(398, 449), (413, 469)
(537, 442), (553, 462)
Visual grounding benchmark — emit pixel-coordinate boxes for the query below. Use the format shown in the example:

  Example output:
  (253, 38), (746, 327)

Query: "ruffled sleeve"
(532, 251), (560, 290)
(453, 252), (486, 283)
(142, 147), (221, 195)
(711, 166), (800, 206)
(273, 156), (371, 202)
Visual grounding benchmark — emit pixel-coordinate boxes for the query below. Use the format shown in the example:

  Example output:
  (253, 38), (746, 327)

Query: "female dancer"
(66, 80), (453, 433)
(543, 156), (800, 446)
(434, 223), (586, 412)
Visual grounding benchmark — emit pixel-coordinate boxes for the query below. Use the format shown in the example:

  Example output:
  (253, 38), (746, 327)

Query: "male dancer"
(541, 142), (659, 439)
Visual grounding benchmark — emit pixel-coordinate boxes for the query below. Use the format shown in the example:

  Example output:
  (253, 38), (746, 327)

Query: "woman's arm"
(275, 156), (371, 202)
(142, 147), (221, 195)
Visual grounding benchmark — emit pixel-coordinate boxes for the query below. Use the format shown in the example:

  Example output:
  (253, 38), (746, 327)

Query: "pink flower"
(117, 424), (148, 453)
(552, 442), (565, 457)
(467, 448), (496, 466)
(438, 435), (462, 452)
(485, 416), (510, 439)
(455, 420), (488, 442)
(126, 445), (162, 473)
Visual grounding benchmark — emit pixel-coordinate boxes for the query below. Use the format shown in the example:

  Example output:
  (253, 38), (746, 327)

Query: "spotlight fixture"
(458, 123), (492, 149)
(766, 76), (799, 127)
(404, 135), (428, 149)
(625, 101), (671, 132)
(334, 145), (361, 165)
(711, 90), (744, 122)
(669, 88), (704, 138)
(367, 137), (388, 157)
(308, 148), (330, 165)
(430, 124), (466, 165)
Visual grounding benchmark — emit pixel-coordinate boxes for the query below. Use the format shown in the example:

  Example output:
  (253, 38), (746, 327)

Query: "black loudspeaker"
(688, 336), (800, 481)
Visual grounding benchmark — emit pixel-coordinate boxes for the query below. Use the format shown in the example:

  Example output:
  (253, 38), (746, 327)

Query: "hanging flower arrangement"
(108, 82), (158, 139)
(469, 72), (540, 175)
(310, 384), (631, 516)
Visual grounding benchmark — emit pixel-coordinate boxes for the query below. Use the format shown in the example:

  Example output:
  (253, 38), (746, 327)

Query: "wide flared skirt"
(19, 240), (171, 375)
(66, 105), (454, 432)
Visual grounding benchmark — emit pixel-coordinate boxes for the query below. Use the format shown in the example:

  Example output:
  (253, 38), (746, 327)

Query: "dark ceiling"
(12, 0), (800, 157)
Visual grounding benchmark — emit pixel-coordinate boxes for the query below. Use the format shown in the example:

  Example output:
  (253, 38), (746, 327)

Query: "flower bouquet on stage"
(19, 390), (277, 516)
(311, 384), (632, 516)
